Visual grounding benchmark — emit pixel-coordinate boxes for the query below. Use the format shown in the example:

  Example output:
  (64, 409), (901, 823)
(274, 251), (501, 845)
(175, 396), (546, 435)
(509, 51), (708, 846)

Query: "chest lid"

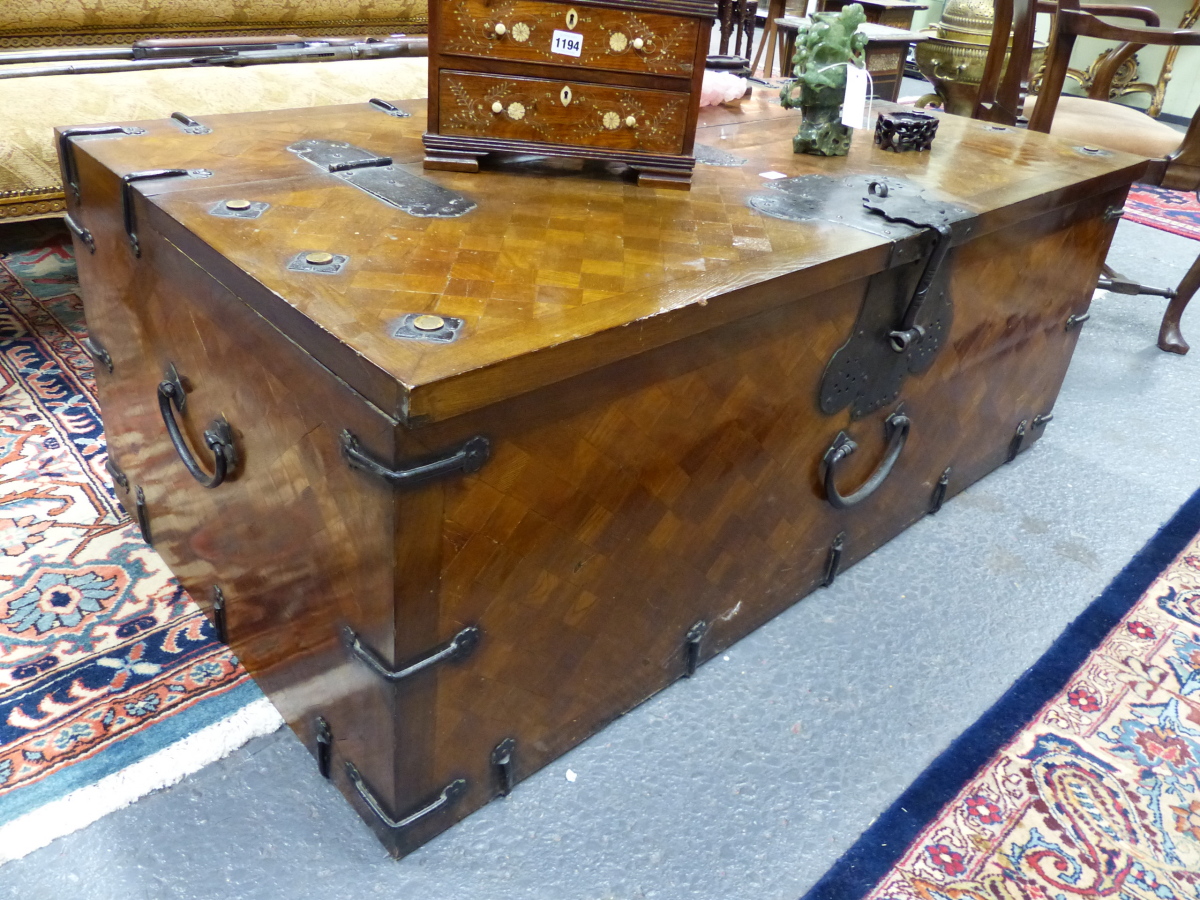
(63, 99), (1144, 425)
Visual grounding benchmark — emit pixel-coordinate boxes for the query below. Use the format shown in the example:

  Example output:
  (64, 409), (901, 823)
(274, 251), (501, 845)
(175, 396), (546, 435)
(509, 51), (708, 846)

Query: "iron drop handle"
(157, 363), (236, 489)
(823, 409), (910, 509)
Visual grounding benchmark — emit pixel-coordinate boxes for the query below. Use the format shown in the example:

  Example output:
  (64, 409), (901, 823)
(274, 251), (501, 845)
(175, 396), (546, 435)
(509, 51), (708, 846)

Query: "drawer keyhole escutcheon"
(560, 86), (572, 106)
(565, 8), (578, 28)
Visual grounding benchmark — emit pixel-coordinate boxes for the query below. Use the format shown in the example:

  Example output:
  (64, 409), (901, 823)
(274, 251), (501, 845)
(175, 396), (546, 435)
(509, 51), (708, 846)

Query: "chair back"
(971, 0), (1040, 125)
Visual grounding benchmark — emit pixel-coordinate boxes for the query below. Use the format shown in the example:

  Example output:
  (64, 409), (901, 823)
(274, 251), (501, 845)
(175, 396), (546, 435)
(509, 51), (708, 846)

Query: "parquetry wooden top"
(64, 96), (1145, 424)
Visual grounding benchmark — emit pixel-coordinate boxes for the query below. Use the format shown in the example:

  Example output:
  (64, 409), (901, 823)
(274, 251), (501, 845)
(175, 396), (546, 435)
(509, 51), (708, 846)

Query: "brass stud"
(412, 315), (446, 332)
(305, 251), (335, 266)
(224, 199), (252, 211)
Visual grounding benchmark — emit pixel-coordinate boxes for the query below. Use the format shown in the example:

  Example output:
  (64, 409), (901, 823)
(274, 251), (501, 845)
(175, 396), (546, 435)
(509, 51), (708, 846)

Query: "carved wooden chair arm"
(1059, 11), (1200, 46)
(1036, 1), (1160, 26)
(1031, 3), (1200, 134)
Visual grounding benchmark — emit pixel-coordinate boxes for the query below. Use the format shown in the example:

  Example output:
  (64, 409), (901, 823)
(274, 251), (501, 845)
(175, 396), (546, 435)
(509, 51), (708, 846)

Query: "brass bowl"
(915, 35), (1046, 116)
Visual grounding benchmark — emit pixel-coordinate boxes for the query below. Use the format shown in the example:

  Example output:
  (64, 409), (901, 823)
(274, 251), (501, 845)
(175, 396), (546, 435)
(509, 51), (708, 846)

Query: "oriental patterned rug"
(803, 486), (1200, 900)
(0, 233), (281, 865)
(1124, 186), (1200, 242)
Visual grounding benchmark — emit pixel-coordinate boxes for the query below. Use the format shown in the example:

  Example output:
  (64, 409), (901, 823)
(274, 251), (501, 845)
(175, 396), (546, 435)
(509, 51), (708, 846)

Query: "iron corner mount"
(340, 430), (490, 489)
(342, 624), (480, 683)
(346, 763), (467, 832)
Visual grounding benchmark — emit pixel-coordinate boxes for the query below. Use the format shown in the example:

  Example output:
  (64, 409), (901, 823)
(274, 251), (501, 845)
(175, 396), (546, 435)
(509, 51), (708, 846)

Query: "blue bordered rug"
(802, 485), (1200, 899)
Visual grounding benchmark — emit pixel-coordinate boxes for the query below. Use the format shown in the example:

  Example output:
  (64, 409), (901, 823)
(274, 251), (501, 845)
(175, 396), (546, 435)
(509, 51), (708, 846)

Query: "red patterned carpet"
(1124, 186), (1200, 241)
(0, 234), (279, 864)
(805, 490), (1200, 900)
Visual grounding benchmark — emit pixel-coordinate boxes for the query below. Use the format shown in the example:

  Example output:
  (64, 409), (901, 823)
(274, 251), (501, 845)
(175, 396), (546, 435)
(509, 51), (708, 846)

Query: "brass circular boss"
(412, 315), (447, 332)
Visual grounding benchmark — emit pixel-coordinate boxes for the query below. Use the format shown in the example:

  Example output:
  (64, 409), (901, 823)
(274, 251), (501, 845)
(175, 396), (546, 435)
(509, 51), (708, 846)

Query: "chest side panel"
(82, 220), (416, 821)
(409, 190), (1114, 826)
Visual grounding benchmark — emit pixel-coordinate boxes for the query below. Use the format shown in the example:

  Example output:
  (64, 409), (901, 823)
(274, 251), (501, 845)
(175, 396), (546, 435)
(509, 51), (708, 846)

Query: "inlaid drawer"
(438, 70), (690, 154)
(439, 0), (700, 78)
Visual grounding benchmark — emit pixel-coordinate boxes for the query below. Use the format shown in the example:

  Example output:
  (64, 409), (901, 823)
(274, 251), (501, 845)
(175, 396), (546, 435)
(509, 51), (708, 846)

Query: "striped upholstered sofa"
(0, 0), (429, 223)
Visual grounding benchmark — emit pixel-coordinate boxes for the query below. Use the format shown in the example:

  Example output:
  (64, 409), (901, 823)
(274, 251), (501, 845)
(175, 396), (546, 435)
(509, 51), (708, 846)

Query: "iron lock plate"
(749, 175), (976, 419)
(288, 139), (476, 218)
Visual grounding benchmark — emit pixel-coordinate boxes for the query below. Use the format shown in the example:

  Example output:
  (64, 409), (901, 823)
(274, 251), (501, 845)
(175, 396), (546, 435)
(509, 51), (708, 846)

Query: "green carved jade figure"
(779, 4), (868, 157)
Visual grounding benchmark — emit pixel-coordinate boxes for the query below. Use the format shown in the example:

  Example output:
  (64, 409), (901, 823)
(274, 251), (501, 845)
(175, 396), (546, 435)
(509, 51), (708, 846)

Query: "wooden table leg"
(1159, 250), (1199, 354)
(751, 0), (788, 76)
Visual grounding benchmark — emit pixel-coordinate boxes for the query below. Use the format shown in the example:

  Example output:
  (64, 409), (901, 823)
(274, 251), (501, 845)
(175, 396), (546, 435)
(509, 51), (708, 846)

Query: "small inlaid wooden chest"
(423, 0), (716, 187)
(60, 97), (1143, 857)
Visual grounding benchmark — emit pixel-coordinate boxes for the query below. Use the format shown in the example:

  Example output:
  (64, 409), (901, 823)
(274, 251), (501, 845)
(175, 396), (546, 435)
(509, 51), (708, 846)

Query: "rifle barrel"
(0, 46), (134, 66)
(0, 56), (201, 80)
(0, 37), (428, 80)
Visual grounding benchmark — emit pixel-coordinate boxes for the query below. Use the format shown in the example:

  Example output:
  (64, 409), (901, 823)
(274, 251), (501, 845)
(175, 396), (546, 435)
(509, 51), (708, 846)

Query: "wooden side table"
(774, 17), (927, 102)
(817, 0), (928, 29)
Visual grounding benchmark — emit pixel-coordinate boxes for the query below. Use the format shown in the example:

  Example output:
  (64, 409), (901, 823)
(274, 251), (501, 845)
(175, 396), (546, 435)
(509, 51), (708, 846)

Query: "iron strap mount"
(750, 175), (976, 419)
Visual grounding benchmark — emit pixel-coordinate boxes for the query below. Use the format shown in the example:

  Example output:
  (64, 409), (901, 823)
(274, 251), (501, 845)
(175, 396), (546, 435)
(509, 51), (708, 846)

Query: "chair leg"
(1159, 251), (1200, 355)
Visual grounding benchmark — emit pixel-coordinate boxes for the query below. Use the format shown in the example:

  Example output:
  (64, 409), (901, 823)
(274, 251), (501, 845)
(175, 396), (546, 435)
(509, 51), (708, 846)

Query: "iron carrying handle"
(823, 409), (910, 509)
(157, 364), (236, 489)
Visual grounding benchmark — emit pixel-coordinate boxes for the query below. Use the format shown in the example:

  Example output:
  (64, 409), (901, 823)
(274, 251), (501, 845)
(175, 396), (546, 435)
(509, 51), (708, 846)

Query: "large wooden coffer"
(59, 100), (1142, 856)
(422, 0), (715, 187)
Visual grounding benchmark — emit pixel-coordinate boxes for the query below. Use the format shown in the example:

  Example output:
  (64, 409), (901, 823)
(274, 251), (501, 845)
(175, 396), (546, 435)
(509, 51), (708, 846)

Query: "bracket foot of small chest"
(632, 165), (694, 191)
(423, 149), (485, 173)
